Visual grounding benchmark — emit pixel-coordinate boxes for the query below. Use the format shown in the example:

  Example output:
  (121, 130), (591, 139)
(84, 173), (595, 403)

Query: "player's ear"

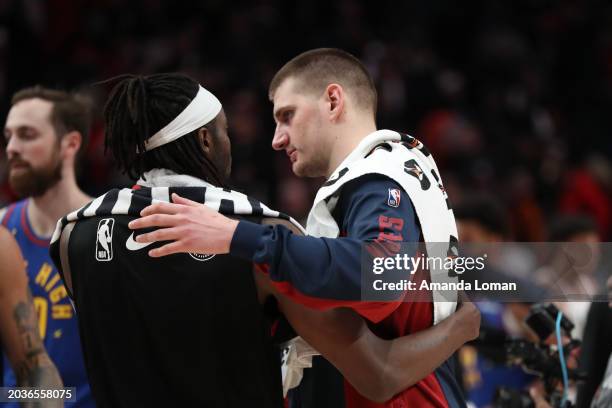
(198, 127), (213, 156)
(325, 84), (345, 122)
(61, 131), (82, 158)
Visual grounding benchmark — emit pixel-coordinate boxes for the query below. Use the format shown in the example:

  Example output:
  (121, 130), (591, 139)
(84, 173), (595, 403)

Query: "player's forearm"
(13, 339), (64, 408)
(277, 299), (393, 403)
(232, 221), (364, 300)
(15, 351), (62, 387)
(303, 318), (463, 403)
(376, 313), (469, 398)
(9, 294), (64, 406)
(269, 282), (392, 402)
(270, 275), (467, 403)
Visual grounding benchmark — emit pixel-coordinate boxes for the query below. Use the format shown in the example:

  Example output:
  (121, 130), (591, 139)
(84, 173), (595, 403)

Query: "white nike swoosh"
(125, 232), (153, 251)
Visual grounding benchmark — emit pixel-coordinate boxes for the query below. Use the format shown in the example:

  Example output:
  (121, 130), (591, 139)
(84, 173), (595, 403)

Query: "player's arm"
(256, 216), (478, 402)
(132, 200), (394, 313)
(256, 271), (479, 402)
(0, 227), (63, 400)
(131, 176), (422, 321)
(235, 176), (421, 321)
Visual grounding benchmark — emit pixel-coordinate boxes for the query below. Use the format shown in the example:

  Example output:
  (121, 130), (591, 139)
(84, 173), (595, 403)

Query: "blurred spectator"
(455, 194), (536, 408)
(575, 292), (612, 408)
(536, 215), (601, 339)
(559, 155), (612, 241)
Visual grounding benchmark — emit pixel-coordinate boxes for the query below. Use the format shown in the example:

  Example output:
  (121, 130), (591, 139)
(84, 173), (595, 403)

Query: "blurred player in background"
(0, 225), (63, 407)
(131, 48), (469, 407)
(1, 87), (94, 407)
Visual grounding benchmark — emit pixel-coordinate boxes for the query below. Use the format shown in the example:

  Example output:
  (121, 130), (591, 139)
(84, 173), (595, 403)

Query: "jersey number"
(33, 297), (47, 340)
(378, 215), (404, 241)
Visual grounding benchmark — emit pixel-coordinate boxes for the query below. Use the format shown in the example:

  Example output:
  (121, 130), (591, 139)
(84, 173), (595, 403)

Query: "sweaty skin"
(0, 226), (63, 408)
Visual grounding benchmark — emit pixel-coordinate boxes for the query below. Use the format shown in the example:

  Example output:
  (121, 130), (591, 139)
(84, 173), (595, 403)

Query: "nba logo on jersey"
(387, 188), (401, 207)
(96, 218), (115, 261)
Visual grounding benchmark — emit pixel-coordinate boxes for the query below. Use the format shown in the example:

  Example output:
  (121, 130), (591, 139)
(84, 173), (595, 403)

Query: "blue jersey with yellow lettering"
(2, 199), (94, 407)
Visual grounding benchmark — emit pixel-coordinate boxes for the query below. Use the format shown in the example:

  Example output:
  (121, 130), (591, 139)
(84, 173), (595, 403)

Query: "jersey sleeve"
(230, 175), (421, 323)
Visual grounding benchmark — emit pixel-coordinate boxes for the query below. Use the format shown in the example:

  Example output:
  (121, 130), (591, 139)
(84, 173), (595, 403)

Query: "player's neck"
(325, 119), (377, 178)
(27, 176), (91, 238)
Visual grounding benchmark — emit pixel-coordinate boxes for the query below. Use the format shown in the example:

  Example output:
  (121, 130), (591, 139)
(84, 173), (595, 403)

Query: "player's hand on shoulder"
(128, 193), (239, 257)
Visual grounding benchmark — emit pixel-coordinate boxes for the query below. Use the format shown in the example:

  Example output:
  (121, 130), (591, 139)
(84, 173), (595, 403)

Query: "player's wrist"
(229, 220), (270, 261)
(223, 219), (239, 253)
(448, 308), (473, 346)
(458, 306), (481, 344)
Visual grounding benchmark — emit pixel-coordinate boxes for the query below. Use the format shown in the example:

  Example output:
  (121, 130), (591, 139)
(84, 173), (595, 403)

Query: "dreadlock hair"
(101, 73), (225, 186)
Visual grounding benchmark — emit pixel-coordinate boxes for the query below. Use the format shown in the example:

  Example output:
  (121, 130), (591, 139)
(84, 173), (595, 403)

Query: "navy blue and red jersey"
(1, 200), (94, 408)
(231, 174), (465, 408)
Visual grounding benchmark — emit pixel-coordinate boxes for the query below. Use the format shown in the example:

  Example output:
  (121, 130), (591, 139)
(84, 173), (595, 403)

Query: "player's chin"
(291, 160), (306, 177)
(292, 160), (321, 178)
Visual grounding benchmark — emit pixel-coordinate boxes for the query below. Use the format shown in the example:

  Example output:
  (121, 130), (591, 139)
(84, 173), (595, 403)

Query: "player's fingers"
(171, 193), (201, 207)
(129, 213), (180, 230)
(148, 240), (185, 258)
(139, 201), (185, 217)
(135, 226), (181, 243)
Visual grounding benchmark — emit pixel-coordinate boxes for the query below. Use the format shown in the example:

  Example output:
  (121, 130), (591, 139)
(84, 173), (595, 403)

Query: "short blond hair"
(269, 48), (377, 116)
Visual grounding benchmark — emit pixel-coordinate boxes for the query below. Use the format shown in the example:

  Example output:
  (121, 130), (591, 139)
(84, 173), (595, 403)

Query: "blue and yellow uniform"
(460, 302), (533, 407)
(1, 199), (94, 407)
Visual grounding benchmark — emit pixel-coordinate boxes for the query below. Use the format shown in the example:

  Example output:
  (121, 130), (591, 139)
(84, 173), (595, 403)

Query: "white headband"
(142, 85), (222, 152)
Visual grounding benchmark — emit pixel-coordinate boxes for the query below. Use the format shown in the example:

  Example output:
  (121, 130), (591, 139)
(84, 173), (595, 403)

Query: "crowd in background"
(1, 0), (611, 242)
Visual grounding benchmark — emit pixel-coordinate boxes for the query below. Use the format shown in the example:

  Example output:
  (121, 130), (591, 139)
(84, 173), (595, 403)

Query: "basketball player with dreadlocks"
(2, 86), (94, 407)
(131, 49), (470, 408)
(50, 73), (479, 407)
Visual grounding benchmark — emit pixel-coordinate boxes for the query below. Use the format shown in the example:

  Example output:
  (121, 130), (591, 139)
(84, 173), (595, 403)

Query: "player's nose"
(272, 128), (289, 151)
(5, 136), (20, 157)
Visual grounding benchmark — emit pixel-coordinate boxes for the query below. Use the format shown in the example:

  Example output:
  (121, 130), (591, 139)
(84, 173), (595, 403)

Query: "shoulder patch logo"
(387, 188), (401, 208)
(96, 218), (115, 261)
(189, 253), (216, 262)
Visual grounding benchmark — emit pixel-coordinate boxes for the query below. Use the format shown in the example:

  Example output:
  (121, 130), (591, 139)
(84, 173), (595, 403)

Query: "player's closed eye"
(21, 130), (37, 140)
(13, 127), (38, 141)
(282, 110), (294, 124)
